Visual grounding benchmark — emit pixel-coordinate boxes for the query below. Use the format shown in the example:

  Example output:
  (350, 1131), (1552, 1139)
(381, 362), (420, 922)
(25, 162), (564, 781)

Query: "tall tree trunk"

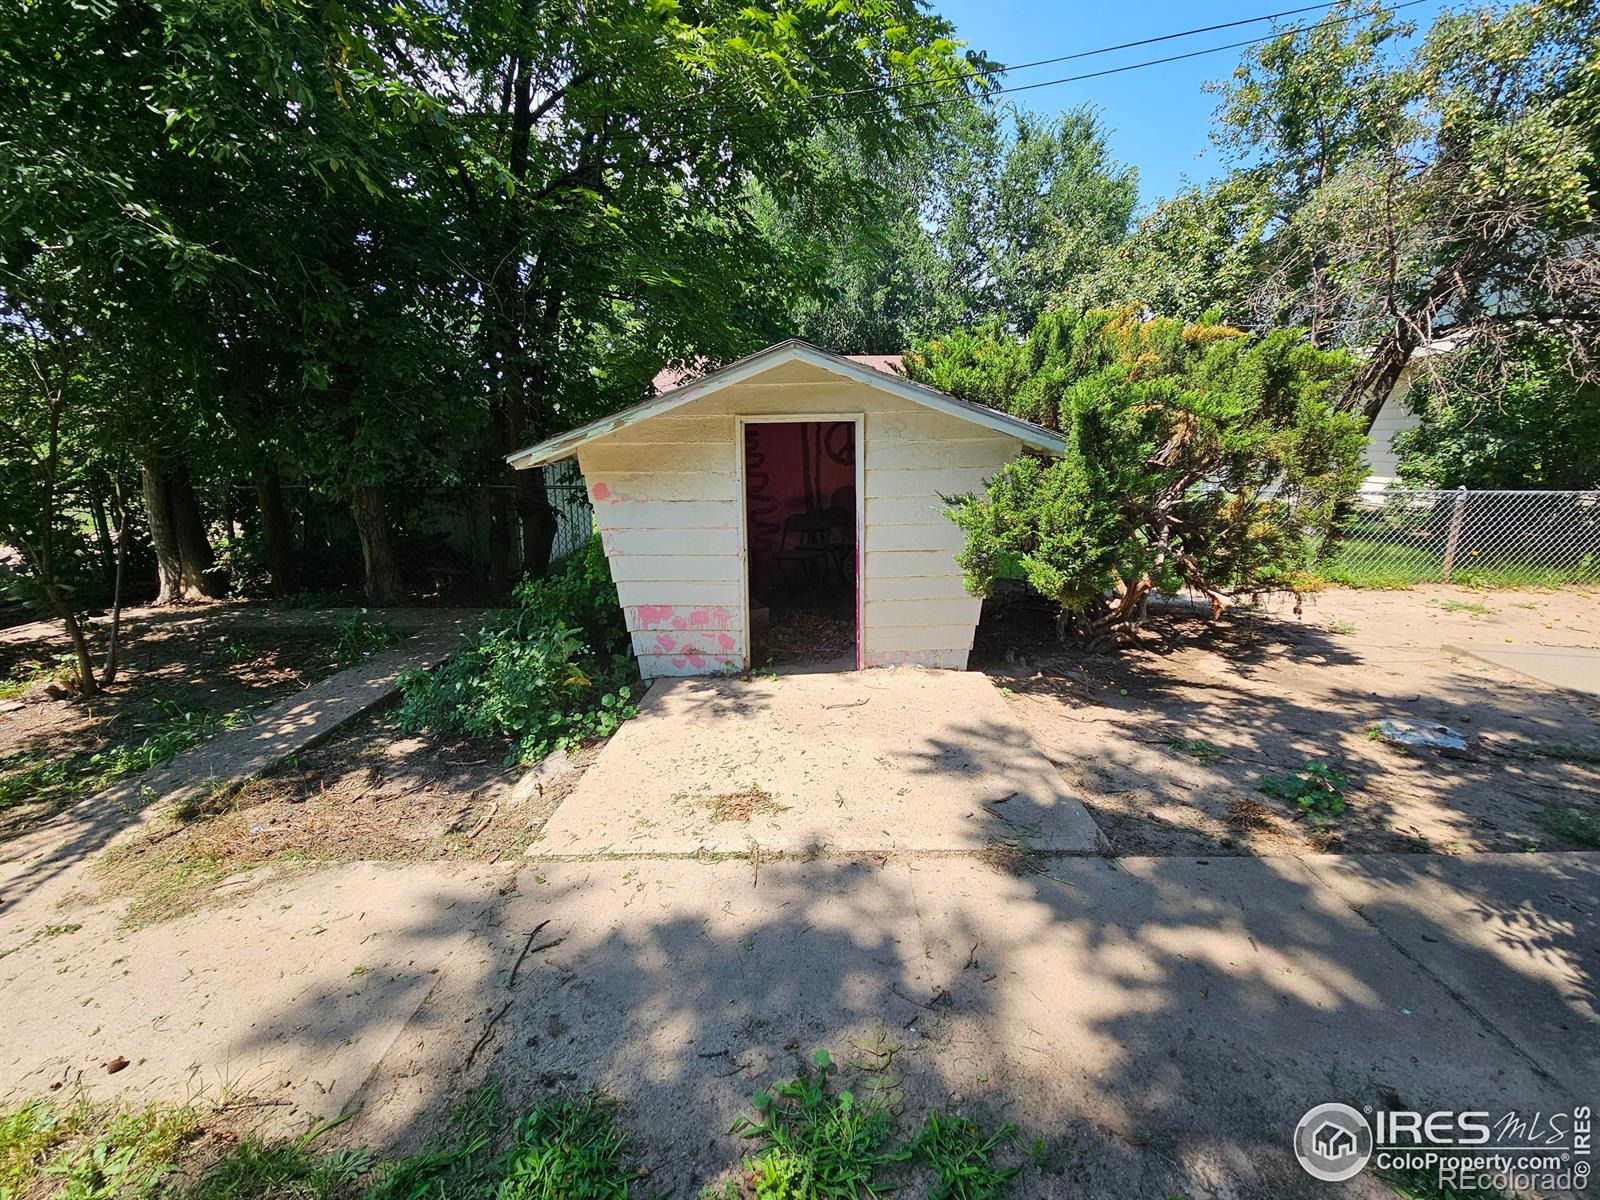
(89, 489), (116, 589)
(103, 480), (129, 686)
(166, 465), (222, 597)
(348, 483), (403, 605)
(143, 462), (203, 605)
(486, 411), (514, 586)
(514, 471), (558, 576)
(254, 465), (300, 597)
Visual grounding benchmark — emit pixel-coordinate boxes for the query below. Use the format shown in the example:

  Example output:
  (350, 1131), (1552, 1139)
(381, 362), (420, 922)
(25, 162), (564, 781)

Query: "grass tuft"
(497, 1094), (641, 1200)
(909, 1111), (1018, 1200)
(733, 1054), (903, 1200)
(1535, 804), (1600, 848)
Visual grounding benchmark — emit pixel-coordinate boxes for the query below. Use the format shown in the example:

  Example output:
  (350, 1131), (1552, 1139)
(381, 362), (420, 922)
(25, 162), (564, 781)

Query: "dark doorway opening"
(743, 420), (858, 669)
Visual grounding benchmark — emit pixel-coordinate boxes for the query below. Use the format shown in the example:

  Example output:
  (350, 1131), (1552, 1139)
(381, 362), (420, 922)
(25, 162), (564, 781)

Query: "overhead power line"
(819, 0), (1373, 101)
(950, 0), (1427, 107)
(524, 0), (1426, 145)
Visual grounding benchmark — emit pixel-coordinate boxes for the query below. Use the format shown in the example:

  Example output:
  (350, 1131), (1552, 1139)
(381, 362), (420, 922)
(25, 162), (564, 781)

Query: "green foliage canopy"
(1394, 339), (1600, 489)
(907, 309), (1366, 644)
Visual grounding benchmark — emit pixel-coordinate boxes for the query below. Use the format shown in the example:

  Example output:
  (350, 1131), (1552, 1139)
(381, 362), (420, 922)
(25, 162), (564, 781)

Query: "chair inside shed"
(743, 420), (857, 669)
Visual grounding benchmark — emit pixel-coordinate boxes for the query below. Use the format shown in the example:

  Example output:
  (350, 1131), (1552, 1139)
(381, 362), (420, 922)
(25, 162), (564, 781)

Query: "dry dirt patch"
(0, 624), (350, 840)
(974, 585), (1600, 857)
(97, 710), (596, 925)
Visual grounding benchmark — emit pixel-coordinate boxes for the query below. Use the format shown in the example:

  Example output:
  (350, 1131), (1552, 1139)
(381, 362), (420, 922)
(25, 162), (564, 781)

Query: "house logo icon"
(1294, 1103), (1374, 1182)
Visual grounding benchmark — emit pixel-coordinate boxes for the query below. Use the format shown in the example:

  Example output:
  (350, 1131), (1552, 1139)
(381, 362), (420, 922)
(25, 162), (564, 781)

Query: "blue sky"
(935, 0), (1451, 208)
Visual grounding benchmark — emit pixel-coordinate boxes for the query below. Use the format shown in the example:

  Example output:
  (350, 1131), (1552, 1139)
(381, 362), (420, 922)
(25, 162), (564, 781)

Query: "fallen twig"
(507, 919), (550, 990)
(467, 802), (499, 839)
(464, 1001), (512, 1069)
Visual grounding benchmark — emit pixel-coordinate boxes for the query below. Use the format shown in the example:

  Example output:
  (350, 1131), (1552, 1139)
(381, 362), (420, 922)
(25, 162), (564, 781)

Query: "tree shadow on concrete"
(972, 599), (1600, 856)
(212, 842), (1596, 1200)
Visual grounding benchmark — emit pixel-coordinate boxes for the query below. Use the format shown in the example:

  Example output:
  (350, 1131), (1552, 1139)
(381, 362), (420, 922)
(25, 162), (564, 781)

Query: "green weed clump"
(733, 1050), (904, 1199)
(399, 537), (638, 763)
(0, 1096), (198, 1200)
(332, 614), (400, 668)
(0, 698), (238, 813)
(1259, 760), (1349, 826)
(181, 1118), (371, 1200)
(725, 1049), (1023, 1200)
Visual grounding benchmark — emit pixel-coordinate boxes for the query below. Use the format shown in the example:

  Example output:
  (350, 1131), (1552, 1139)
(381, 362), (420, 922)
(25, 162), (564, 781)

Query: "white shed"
(507, 340), (1064, 677)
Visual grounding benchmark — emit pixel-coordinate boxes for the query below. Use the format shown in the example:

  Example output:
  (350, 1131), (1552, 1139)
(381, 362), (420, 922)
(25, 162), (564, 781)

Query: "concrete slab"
(1445, 640), (1600, 696)
(0, 862), (505, 1118)
(1301, 851), (1600, 1102)
(348, 852), (1587, 1198)
(532, 669), (1105, 856)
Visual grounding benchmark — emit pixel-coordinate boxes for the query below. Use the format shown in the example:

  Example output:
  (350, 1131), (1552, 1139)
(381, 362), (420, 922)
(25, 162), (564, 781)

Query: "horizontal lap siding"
(859, 406), (1019, 671)
(579, 437), (743, 678)
(571, 359), (1031, 677)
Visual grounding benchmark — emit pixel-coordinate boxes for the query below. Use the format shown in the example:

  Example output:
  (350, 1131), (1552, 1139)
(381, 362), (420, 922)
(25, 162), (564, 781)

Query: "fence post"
(1440, 486), (1468, 582)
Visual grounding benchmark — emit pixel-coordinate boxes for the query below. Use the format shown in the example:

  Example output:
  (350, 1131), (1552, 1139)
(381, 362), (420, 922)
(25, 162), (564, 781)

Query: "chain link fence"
(1317, 487), (1600, 587)
(543, 467), (594, 564)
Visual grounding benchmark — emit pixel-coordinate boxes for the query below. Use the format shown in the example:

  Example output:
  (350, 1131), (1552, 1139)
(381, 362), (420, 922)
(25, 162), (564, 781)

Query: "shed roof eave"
(504, 340), (1065, 468)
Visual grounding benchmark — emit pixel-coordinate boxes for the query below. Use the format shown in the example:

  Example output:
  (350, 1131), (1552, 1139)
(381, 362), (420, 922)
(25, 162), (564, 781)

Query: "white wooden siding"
(577, 358), (1027, 676)
(1365, 375), (1422, 483)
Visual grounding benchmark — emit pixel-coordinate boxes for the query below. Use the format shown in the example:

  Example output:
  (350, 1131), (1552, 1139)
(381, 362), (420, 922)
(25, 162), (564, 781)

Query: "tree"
(1211, 0), (1600, 419)
(906, 308), (1366, 647)
(1059, 179), (1267, 323)
(933, 103), (1137, 329)
(0, 270), (130, 693)
(405, 0), (986, 580)
(1393, 337), (1600, 489)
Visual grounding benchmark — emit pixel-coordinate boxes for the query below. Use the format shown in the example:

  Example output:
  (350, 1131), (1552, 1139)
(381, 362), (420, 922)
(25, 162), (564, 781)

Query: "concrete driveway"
(3, 840), (1595, 1198)
(532, 669), (1105, 856)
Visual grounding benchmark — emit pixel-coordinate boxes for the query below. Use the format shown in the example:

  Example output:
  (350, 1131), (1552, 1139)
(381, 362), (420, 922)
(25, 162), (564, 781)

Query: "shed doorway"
(741, 419), (860, 671)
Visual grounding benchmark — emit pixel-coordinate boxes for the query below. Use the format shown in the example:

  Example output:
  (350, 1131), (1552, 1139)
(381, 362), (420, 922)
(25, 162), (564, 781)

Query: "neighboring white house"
(1361, 336), (1466, 487)
(506, 339), (1064, 678)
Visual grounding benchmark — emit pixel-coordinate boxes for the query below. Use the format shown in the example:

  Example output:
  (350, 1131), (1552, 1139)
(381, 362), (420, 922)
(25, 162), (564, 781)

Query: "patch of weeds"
(333, 612), (401, 668)
(1492, 740), (1600, 766)
(1325, 619), (1356, 635)
(398, 537), (638, 764)
(1, 699), (242, 817)
(708, 787), (784, 824)
(909, 1111), (1019, 1200)
(1427, 599), (1492, 616)
(0, 655), (75, 701)
(49, 1103), (200, 1200)
(0, 754), (76, 811)
(1259, 761), (1348, 827)
(497, 1094), (641, 1200)
(363, 1086), (499, 1200)
(181, 1115), (369, 1200)
(0, 1095), (199, 1200)
(733, 1049), (905, 1199)
(0, 1096), (92, 1195)
(1535, 805), (1600, 848)
(1168, 737), (1224, 764)
(215, 636), (260, 667)
(1373, 1159), (1510, 1199)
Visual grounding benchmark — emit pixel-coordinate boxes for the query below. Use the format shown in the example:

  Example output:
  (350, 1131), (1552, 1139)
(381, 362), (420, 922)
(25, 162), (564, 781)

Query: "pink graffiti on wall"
(627, 605), (736, 631)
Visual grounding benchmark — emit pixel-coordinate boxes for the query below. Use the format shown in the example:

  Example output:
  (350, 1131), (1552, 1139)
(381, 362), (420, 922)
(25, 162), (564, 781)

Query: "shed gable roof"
(505, 339), (1065, 468)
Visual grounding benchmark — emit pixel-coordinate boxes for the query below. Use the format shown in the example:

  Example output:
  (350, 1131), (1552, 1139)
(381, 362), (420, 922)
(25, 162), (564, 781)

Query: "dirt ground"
(97, 711), (594, 925)
(973, 584), (1600, 857)
(0, 622), (355, 839)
